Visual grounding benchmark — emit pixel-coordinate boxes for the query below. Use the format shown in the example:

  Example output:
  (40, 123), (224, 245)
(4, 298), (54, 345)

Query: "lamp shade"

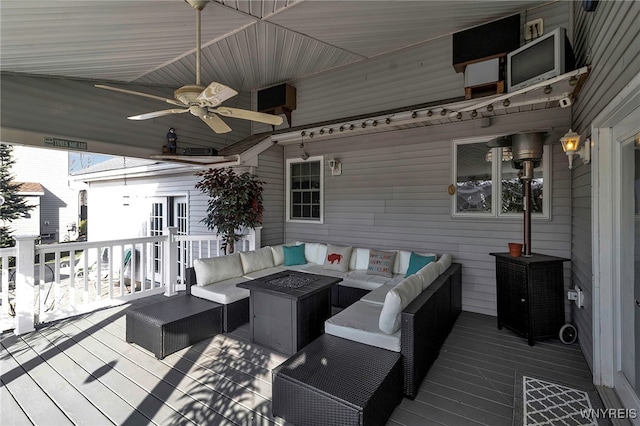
(560, 129), (580, 153)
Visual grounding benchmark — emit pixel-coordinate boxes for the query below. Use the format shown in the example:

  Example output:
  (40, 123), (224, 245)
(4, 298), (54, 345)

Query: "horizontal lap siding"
(285, 108), (572, 316)
(569, 0), (640, 370)
(257, 145), (285, 247)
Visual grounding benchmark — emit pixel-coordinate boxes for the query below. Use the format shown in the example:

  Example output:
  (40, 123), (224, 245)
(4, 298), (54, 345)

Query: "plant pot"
(508, 243), (523, 257)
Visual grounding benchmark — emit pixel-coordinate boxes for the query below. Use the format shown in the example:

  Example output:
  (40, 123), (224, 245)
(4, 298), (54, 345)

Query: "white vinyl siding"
(569, 0), (640, 371)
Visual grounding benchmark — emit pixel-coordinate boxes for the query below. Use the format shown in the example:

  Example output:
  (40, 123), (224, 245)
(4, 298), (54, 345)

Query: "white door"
(148, 198), (166, 284)
(173, 197), (188, 289)
(616, 106), (640, 412)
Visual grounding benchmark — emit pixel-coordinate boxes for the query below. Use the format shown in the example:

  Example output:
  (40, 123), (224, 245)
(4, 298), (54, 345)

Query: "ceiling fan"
(95, 0), (283, 134)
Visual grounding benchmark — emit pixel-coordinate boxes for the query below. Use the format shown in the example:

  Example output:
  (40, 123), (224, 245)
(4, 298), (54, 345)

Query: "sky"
(68, 152), (114, 173)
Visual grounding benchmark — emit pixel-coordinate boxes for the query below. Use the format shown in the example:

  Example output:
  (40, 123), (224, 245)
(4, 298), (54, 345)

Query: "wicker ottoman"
(126, 295), (223, 359)
(272, 334), (403, 426)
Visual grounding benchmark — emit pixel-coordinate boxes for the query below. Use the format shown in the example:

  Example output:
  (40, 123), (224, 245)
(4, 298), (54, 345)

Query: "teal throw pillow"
(405, 252), (436, 277)
(283, 244), (307, 266)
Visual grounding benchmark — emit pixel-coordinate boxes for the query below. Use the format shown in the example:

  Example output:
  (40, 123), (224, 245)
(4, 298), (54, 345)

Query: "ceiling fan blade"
(214, 107), (284, 126)
(200, 114), (232, 134)
(196, 82), (238, 107)
(95, 84), (185, 107)
(128, 108), (189, 120)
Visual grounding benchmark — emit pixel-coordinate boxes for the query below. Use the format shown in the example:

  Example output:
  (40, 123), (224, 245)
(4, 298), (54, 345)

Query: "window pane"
(292, 205), (301, 218)
(456, 142), (493, 213)
(502, 156), (544, 214)
(303, 192), (311, 203)
(310, 161), (320, 175)
(292, 177), (301, 190)
(291, 163), (301, 176)
(293, 192), (301, 203)
(303, 205), (311, 217)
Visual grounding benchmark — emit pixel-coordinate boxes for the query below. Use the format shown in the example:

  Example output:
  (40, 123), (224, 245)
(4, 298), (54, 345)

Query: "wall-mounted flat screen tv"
(507, 27), (575, 92)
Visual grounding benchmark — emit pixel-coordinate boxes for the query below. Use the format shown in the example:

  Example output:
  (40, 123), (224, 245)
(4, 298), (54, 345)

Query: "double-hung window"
(452, 136), (551, 218)
(286, 156), (323, 223)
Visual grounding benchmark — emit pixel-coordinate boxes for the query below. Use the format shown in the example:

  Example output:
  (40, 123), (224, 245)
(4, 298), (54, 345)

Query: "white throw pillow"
(379, 274), (423, 334)
(394, 250), (438, 275)
(239, 247), (275, 274)
(193, 253), (244, 286)
(417, 262), (440, 290)
(354, 248), (371, 270)
(296, 242), (326, 265)
(323, 244), (352, 272)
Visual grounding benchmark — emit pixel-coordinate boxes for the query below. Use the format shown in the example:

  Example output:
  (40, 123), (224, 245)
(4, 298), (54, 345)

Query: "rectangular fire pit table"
(237, 270), (341, 355)
(272, 334), (403, 426)
(126, 295), (223, 359)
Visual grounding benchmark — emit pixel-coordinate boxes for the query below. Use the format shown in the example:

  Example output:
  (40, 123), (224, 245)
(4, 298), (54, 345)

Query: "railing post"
(248, 226), (262, 251)
(14, 235), (37, 335)
(164, 227), (178, 297)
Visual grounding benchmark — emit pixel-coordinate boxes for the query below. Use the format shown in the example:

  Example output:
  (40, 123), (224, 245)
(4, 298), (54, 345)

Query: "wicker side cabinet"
(490, 253), (569, 346)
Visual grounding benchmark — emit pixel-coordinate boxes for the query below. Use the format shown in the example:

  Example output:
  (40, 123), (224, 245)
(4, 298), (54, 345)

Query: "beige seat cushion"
(191, 277), (250, 304)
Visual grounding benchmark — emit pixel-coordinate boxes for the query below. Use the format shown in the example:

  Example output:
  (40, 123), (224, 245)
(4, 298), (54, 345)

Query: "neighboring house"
(1, 0), (639, 416)
(8, 182), (44, 237)
(72, 137), (283, 247)
(9, 145), (80, 242)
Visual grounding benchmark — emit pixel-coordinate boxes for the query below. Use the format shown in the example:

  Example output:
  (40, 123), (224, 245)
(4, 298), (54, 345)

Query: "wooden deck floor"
(1, 294), (596, 426)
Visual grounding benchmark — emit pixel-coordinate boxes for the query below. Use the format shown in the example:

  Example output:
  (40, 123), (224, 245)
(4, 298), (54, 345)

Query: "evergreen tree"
(0, 144), (33, 247)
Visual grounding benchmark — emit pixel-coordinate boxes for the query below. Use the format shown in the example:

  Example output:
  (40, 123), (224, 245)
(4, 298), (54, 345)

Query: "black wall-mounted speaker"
(257, 83), (297, 112)
(453, 14), (520, 73)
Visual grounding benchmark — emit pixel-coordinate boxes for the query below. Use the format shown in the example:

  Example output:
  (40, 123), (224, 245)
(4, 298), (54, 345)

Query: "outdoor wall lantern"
(560, 129), (590, 169)
(328, 159), (342, 176)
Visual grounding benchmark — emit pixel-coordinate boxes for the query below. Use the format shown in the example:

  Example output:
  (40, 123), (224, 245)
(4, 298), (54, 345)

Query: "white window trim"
(286, 155), (324, 224)
(451, 135), (551, 219)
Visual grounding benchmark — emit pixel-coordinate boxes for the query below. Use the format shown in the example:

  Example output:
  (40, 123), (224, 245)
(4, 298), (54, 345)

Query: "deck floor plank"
(1, 302), (597, 426)
(7, 332), (112, 425)
(55, 316), (245, 425)
(29, 325), (152, 425)
(1, 337), (72, 426)
(78, 309), (281, 424)
(0, 382), (32, 426)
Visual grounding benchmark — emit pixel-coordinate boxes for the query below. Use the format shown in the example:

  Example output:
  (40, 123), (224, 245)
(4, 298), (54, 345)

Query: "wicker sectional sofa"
(186, 242), (445, 328)
(186, 242), (462, 396)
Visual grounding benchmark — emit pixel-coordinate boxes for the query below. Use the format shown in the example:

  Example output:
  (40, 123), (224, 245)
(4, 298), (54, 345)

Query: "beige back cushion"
(239, 247), (275, 274)
(193, 253), (244, 286)
(378, 274), (423, 334)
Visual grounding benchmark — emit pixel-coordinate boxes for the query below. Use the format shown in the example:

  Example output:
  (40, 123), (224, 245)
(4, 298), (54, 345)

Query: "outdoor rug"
(513, 373), (611, 426)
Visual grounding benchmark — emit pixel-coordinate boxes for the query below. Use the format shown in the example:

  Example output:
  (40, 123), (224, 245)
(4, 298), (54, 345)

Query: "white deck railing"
(0, 227), (261, 334)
